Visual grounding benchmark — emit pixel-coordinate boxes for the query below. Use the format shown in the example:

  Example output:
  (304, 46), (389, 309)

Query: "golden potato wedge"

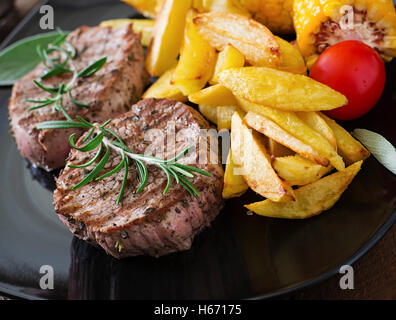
(275, 36), (307, 75)
(231, 113), (295, 202)
(146, 0), (191, 76)
(268, 139), (294, 157)
(218, 67), (348, 112)
(240, 101), (345, 170)
(244, 111), (330, 167)
(222, 150), (249, 199)
(173, 9), (217, 95)
(198, 0), (251, 15)
(193, 12), (280, 67)
(217, 106), (244, 130)
(273, 155), (332, 186)
(210, 44), (245, 85)
(143, 67), (187, 102)
(319, 113), (370, 165)
(245, 161), (363, 219)
(199, 105), (218, 124)
(188, 84), (238, 106)
(122, 0), (161, 18)
(100, 19), (154, 47)
(297, 111), (337, 150)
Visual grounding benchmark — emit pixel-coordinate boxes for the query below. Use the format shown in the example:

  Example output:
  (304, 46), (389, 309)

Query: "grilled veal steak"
(9, 25), (148, 171)
(54, 99), (225, 258)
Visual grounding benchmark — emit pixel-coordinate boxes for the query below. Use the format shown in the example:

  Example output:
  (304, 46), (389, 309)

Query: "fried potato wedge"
(319, 113), (370, 165)
(246, 161), (363, 219)
(188, 84), (239, 106)
(199, 105), (218, 124)
(173, 9), (217, 95)
(268, 139), (294, 157)
(197, 0), (251, 16)
(143, 67), (187, 102)
(100, 19), (154, 47)
(297, 111), (337, 150)
(231, 113), (295, 202)
(240, 101), (345, 170)
(217, 106), (244, 130)
(219, 67), (348, 112)
(222, 150), (249, 199)
(210, 44), (245, 85)
(193, 12), (280, 67)
(122, 0), (161, 18)
(276, 36), (307, 75)
(273, 155), (332, 186)
(244, 111), (330, 167)
(146, 0), (191, 76)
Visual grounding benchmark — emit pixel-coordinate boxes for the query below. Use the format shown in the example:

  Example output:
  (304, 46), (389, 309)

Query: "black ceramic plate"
(0, 0), (395, 300)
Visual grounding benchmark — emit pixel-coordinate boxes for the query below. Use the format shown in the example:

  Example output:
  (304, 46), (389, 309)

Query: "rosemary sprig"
(37, 115), (212, 205)
(26, 28), (107, 113)
(29, 29), (210, 204)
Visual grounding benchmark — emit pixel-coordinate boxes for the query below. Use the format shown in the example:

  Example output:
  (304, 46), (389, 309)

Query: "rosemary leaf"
(173, 163), (212, 177)
(78, 57), (107, 78)
(68, 91), (89, 108)
(68, 143), (103, 168)
(117, 159), (129, 205)
(36, 120), (90, 130)
(72, 144), (110, 190)
(69, 132), (104, 152)
(96, 150), (126, 181)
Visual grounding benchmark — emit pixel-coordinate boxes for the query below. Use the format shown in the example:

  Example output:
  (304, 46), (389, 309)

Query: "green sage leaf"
(352, 129), (396, 175)
(0, 32), (67, 86)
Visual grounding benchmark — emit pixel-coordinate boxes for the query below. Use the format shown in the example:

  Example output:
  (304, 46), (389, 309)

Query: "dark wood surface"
(1, 0), (395, 301)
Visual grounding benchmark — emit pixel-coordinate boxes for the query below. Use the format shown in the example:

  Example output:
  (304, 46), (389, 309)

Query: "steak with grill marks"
(54, 99), (225, 258)
(9, 24), (148, 171)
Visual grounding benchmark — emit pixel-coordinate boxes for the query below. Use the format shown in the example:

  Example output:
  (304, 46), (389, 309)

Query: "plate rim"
(1, 0), (396, 301)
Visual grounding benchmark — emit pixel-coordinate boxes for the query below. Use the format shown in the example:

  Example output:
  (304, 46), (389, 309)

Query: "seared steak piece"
(54, 99), (225, 258)
(9, 25), (148, 171)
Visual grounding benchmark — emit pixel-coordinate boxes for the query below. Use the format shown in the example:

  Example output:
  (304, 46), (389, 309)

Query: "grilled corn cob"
(236, 0), (294, 34)
(294, 0), (396, 60)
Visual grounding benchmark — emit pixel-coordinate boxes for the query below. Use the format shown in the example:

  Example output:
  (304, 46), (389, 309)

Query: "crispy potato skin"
(210, 44), (245, 85)
(246, 161), (363, 219)
(218, 67), (348, 112)
(194, 12), (280, 67)
(273, 155), (333, 186)
(173, 9), (217, 95)
(319, 113), (370, 165)
(143, 67), (187, 102)
(188, 84), (239, 107)
(276, 36), (307, 75)
(222, 150), (249, 199)
(146, 0), (191, 76)
(239, 101), (345, 170)
(231, 113), (295, 202)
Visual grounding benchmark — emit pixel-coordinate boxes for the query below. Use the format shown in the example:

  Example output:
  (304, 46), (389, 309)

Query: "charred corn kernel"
(100, 19), (154, 46)
(210, 44), (245, 84)
(236, 0), (294, 34)
(294, 0), (396, 59)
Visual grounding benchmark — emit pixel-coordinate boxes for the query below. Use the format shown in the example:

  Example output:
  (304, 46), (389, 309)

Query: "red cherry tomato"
(310, 40), (386, 121)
